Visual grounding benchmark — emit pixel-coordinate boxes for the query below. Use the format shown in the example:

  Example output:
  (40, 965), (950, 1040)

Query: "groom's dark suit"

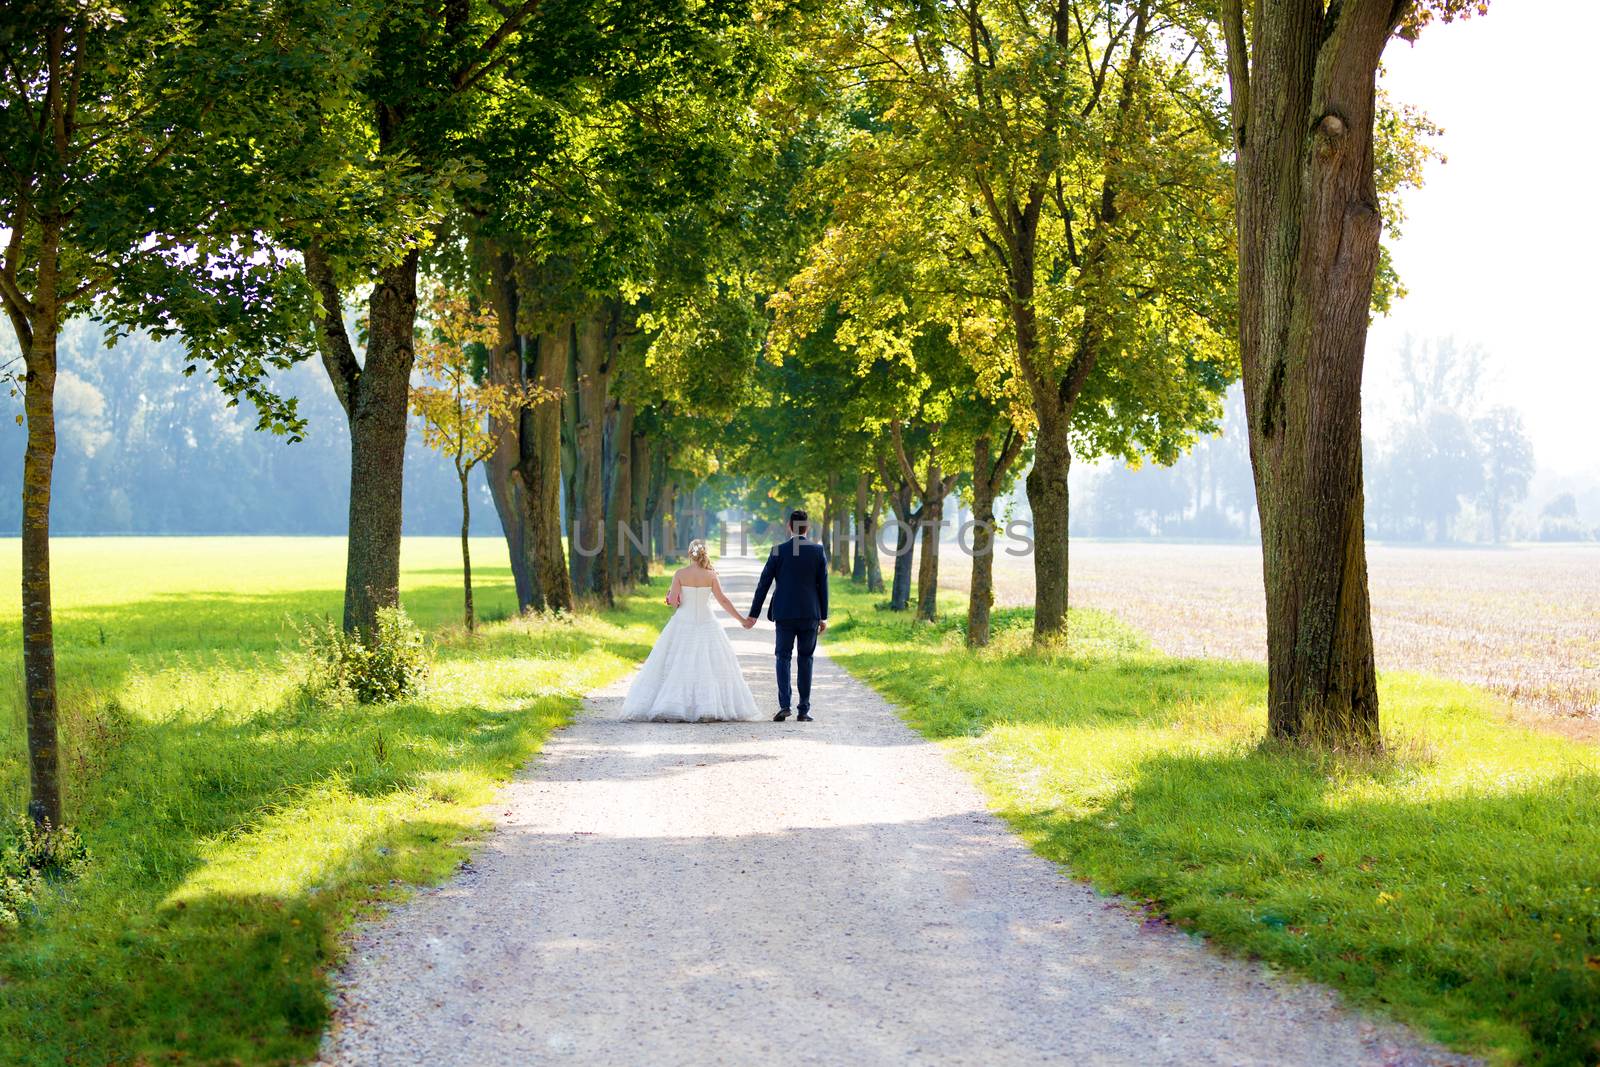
(749, 534), (829, 715)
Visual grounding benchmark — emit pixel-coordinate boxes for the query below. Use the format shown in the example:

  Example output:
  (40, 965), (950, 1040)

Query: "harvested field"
(930, 539), (1600, 735)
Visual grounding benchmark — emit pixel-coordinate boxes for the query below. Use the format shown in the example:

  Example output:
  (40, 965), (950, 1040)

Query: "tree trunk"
(486, 446), (535, 610)
(18, 298), (62, 827)
(632, 431), (656, 583)
(914, 454), (943, 622)
(833, 501), (850, 576)
(522, 328), (573, 612)
(340, 251), (419, 636)
(560, 327), (580, 586)
(967, 437), (998, 648)
(459, 468), (475, 630)
(887, 483), (919, 611)
(865, 489), (885, 593)
(1224, 0), (1390, 744)
(482, 247), (537, 611)
(607, 402), (635, 591)
(571, 314), (611, 604)
(662, 482), (680, 562)
(821, 474), (835, 558)
(1027, 405), (1071, 641)
(852, 473), (868, 582)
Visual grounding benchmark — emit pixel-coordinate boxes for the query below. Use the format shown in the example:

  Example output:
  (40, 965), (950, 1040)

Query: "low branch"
(302, 242), (361, 416)
(890, 419), (928, 499)
(1220, 0), (1250, 146)
(452, 0), (544, 92)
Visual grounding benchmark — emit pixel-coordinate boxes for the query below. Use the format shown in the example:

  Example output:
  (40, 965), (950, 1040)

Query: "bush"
(0, 815), (90, 930)
(299, 606), (429, 704)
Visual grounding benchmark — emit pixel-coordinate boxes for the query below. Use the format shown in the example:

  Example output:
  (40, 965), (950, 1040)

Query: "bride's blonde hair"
(686, 539), (714, 571)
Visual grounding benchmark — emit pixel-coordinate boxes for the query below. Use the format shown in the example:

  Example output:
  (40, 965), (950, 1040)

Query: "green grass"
(0, 537), (668, 1065)
(825, 587), (1600, 1067)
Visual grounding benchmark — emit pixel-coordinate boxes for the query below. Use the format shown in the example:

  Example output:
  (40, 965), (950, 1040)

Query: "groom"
(744, 509), (829, 722)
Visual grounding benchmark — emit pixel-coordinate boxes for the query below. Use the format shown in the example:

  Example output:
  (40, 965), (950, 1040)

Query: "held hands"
(741, 616), (756, 629)
(818, 620), (827, 634)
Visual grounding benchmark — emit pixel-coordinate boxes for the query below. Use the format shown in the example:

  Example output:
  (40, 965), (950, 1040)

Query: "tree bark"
(560, 328), (580, 586)
(459, 467), (475, 630)
(607, 402), (635, 591)
(485, 446), (535, 609)
(18, 289), (62, 827)
(571, 313), (611, 604)
(884, 478), (920, 612)
(1026, 401), (1072, 641)
(1223, 0), (1392, 744)
(309, 249), (419, 636)
(305, 244), (419, 637)
(821, 473), (835, 560)
(482, 246), (537, 611)
(662, 482), (680, 562)
(914, 453), (944, 622)
(966, 429), (1023, 647)
(864, 489), (885, 593)
(632, 431), (657, 583)
(891, 423), (951, 622)
(522, 328), (573, 612)
(833, 498), (850, 576)
(968, 441), (997, 649)
(852, 473), (869, 582)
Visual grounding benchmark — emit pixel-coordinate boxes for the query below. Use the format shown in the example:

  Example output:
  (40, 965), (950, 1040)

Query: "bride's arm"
(710, 574), (746, 624)
(665, 571), (682, 608)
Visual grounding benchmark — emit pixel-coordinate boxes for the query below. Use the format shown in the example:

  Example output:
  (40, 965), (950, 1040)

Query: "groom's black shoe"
(796, 711), (814, 722)
(773, 709), (791, 722)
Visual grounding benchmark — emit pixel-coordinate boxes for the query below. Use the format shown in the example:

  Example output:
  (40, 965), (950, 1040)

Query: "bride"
(620, 539), (760, 722)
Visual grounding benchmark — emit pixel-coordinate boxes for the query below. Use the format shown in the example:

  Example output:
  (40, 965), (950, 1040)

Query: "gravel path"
(319, 556), (1470, 1067)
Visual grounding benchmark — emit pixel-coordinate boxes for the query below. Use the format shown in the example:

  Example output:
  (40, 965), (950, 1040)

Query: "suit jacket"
(749, 536), (829, 625)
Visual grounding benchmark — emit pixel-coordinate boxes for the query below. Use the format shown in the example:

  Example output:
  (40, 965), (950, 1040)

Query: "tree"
(1218, 0), (1482, 744)
(410, 287), (539, 629)
(889, 418), (959, 623)
(1475, 406), (1534, 544)
(298, 0), (555, 638)
(460, 0), (780, 610)
(1382, 408), (1481, 542)
(1537, 492), (1590, 542)
(780, 0), (1237, 642)
(963, 426), (1028, 645)
(1, 2), (326, 826)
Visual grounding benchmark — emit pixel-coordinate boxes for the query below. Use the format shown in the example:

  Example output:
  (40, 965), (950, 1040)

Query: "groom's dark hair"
(788, 509), (808, 534)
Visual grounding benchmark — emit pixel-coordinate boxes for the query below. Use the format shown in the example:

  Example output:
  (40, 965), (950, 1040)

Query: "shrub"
(299, 606), (429, 704)
(0, 815), (90, 931)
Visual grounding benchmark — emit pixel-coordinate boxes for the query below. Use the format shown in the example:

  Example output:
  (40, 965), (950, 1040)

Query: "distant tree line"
(0, 322), (503, 537)
(1077, 340), (1594, 545)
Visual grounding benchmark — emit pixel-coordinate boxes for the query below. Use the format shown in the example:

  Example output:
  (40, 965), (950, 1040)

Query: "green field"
(0, 537), (668, 1064)
(4, 539), (1598, 1065)
(825, 588), (1600, 1067)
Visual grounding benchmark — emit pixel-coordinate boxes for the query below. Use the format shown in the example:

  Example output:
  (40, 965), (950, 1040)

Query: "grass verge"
(825, 584), (1600, 1067)
(0, 537), (667, 1064)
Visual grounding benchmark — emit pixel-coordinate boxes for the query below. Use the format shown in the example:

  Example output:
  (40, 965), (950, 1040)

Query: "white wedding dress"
(621, 585), (759, 722)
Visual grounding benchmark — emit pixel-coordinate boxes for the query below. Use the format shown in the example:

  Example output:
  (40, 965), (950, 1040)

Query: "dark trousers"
(774, 621), (818, 712)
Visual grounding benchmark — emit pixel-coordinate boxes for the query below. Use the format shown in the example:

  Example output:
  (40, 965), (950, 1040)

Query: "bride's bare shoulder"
(675, 564), (716, 587)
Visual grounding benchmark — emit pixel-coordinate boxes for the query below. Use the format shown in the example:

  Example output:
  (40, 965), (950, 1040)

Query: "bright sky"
(1371, 0), (1600, 478)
